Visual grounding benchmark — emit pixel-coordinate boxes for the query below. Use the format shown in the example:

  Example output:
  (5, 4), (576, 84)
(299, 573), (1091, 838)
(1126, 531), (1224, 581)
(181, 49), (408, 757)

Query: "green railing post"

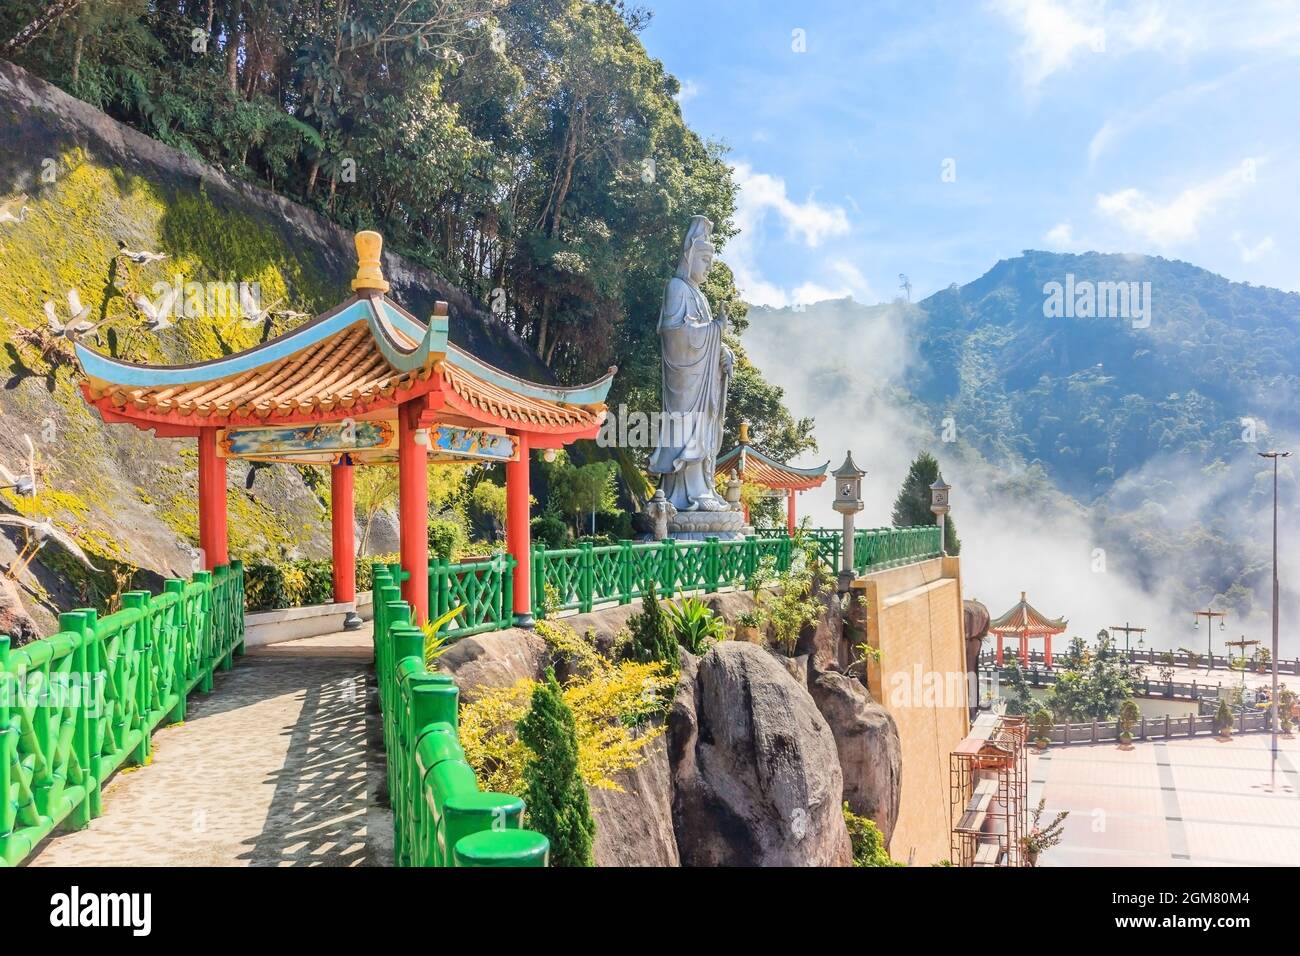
(579, 542), (594, 614)
(0, 635), (12, 850)
(64, 617), (95, 829)
(618, 539), (634, 604)
(532, 543), (547, 620)
(743, 535), (758, 590)
(660, 538), (677, 599)
(705, 537), (720, 594)
(121, 592), (152, 766)
(499, 554), (514, 630)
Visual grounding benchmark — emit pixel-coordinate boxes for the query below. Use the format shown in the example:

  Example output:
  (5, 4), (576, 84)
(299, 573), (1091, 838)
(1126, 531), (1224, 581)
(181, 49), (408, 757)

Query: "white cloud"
(1096, 160), (1259, 247)
(992, 0), (1300, 92)
(731, 162), (850, 249)
(723, 162), (854, 307)
(1231, 231), (1275, 263)
(1044, 221), (1078, 249)
(674, 79), (701, 104)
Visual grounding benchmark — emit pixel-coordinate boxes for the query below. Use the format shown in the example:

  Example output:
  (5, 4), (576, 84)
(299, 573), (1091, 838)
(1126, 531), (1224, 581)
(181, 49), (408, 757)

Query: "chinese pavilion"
(714, 423), (827, 533)
(74, 231), (614, 625)
(989, 591), (1068, 668)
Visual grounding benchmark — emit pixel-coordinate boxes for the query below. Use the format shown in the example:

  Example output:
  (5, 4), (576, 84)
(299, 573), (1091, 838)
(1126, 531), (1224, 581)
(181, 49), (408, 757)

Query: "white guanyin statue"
(647, 215), (734, 513)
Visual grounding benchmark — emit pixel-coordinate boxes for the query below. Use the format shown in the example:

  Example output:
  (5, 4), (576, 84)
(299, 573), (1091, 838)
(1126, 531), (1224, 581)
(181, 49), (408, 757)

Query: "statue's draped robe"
(648, 276), (730, 509)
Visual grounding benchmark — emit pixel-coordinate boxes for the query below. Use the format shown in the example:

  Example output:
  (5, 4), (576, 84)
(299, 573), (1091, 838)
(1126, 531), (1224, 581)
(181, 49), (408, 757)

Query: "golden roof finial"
(352, 230), (390, 293)
(739, 422), (751, 444)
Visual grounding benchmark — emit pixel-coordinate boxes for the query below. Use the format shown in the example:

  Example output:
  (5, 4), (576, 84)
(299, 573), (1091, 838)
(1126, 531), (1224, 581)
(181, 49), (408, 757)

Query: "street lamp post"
(1259, 449), (1290, 787)
(1191, 608), (1226, 670)
(1110, 621), (1147, 661)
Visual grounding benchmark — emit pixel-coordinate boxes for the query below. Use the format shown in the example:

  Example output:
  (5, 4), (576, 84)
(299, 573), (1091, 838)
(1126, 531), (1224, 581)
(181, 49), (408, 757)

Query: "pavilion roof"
(75, 244), (613, 438)
(989, 591), (1068, 635)
(714, 437), (828, 492)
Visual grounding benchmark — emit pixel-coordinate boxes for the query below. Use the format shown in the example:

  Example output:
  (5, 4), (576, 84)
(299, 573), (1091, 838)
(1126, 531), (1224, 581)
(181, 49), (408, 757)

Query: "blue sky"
(641, 0), (1300, 305)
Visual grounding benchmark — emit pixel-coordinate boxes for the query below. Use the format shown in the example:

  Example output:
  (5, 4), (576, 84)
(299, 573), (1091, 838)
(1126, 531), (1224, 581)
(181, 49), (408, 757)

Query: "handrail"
(0, 561), (245, 866)
(371, 563), (548, 867)
(531, 526), (941, 620)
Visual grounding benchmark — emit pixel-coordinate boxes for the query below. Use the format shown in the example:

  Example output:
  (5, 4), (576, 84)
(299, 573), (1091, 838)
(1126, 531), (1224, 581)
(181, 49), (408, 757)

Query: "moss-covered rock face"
(0, 154), (339, 624)
(0, 62), (543, 629)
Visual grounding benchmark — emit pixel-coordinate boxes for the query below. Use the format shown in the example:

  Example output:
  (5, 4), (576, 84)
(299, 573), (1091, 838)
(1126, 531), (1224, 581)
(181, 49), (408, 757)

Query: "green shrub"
(517, 668), (596, 867)
(244, 559), (333, 612)
(665, 597), (726, 654)
(531, 513), (571, 550)
(844, 803), (899, 867)
(624, 584), (679, 670)
(427, 517), (469, 562)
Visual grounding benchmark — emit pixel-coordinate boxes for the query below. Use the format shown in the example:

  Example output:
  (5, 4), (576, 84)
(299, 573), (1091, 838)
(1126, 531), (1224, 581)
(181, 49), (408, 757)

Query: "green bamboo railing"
(531, 526), (941, 620)
(371, 563), (548, 867)
(0, 562), (245, 866)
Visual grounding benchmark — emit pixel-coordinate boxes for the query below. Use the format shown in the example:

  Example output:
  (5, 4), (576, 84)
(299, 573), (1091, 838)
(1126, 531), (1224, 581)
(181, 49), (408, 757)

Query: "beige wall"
(853, 556), (967, 865)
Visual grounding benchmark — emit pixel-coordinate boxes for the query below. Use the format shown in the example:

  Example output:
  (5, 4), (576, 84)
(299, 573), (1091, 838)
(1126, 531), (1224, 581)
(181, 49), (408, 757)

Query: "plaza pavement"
(1030, 731), (1300, 866)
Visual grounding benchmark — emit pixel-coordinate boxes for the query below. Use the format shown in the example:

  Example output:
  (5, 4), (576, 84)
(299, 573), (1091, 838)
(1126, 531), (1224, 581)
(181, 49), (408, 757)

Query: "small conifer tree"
(517, 668), (596, 867)
(890, 451), (960, 554)
(626, 583), (679, 667)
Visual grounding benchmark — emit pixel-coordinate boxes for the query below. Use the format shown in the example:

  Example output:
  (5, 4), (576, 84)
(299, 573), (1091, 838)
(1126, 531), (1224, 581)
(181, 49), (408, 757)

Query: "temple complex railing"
(0, 562), (245, 866)
(755, 526), (943, 576)
(370, 564), (548, 867)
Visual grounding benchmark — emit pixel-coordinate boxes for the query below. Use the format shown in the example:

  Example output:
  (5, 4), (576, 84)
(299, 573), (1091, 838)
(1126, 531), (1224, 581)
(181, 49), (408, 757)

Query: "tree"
(545, 453), (617, 535)
(1002, 660), (1035, 716)
(625, 583), (678, 669)
(354, 467), (398, 555)
(516, 667), (595, 867)
(890, 451), (960, 554)
(1213, 696), (1234, 738)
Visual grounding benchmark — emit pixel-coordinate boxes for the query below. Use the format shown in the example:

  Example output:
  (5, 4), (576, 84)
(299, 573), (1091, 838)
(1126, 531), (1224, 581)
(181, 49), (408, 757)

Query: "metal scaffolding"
(949, 713), (1028, 867)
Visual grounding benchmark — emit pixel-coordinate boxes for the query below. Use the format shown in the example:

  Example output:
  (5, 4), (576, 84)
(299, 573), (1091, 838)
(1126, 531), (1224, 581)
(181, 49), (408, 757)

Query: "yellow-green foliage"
(0, 152), (347, 569)
(457, 620), (675, 796)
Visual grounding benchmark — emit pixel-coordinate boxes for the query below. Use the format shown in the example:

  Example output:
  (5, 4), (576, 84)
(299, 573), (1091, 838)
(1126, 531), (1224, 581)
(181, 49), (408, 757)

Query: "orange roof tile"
(989, 592), (1068, 635)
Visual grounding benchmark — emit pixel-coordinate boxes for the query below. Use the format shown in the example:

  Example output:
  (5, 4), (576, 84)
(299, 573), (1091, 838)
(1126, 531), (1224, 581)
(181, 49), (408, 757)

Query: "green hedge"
(245, 553), (399, 612)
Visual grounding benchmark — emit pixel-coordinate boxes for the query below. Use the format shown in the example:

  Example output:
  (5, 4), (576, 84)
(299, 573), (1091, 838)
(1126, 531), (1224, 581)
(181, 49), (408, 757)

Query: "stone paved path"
(27, 630), (391, 867)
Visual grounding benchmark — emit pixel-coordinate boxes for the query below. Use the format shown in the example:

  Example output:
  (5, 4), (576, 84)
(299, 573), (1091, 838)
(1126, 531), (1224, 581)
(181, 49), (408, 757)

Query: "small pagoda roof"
(715, 425), (827, 492)
(989, 591), (1068, 635)
(75, 233), (613, 439)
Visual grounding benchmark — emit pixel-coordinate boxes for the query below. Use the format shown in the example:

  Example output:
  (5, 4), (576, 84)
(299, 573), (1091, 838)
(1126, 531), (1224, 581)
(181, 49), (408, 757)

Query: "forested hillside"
(0, 0), (813, 463)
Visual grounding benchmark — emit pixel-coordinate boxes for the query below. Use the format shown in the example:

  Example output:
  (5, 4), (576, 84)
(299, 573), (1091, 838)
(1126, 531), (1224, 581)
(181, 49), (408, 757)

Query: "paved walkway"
(1030, 732), (1300, 866)
(27, 629), (392, 867)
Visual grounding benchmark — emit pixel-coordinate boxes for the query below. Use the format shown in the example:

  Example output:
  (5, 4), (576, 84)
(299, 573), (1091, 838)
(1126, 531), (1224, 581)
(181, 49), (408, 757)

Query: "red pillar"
(1020, 630), (1029, 667)
(197, 427), (228, 569)
(996, 632), (1004, 666)
(1044, 633), (1054, 668)
(397, 399), (429, 623)
(331, 460), (356, 605)
(786, 488), (796, 535)
(506, 431), (532, 625)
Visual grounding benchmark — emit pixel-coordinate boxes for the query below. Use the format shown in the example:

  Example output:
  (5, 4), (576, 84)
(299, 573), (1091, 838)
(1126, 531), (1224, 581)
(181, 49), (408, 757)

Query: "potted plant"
(1213, 696), (1234, 739)
(1280, 686), (1296, 738)
(1020, 798), (1068, 867)
(1030, 706), (1053, 750)
(734, 608), (764, 643)
(1117, 698), (1140, 749)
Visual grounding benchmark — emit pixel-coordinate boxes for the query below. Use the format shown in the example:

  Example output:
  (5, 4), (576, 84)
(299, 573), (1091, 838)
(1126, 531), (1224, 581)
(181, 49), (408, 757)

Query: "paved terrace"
(26, 629), (391, 867)
(1030, 732), (1300, 866)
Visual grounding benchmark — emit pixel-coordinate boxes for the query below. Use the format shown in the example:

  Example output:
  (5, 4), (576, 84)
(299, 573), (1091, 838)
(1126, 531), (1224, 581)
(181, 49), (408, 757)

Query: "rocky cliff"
(0, 60), (543, 632)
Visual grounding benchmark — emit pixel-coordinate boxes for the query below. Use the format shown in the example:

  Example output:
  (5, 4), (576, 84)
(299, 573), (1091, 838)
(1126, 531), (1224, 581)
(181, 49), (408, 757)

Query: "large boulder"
(669, 641), (852, 866)
(589, 730), (680, 867)
(437, 629), (547, 702)
(808, 669), (902, 842)
(795, 581), (848, 673)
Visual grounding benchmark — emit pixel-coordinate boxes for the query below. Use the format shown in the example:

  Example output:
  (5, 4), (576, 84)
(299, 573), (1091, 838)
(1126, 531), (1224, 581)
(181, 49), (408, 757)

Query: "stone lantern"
(930, 475), (951, 556)
(832, 453), (866, 591)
